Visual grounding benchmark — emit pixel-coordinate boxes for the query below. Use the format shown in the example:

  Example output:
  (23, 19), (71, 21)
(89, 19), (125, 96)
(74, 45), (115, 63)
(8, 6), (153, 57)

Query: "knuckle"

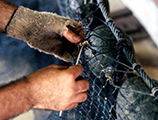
(67, 86), (79, 96)
(71, 87), (79, 94)
(66, 72), (75, 80)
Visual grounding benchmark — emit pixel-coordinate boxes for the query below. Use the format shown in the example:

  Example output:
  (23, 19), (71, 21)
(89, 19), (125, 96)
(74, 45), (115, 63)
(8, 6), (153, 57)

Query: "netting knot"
(151, 87), (158, 98)
(132, 62), (141, 70)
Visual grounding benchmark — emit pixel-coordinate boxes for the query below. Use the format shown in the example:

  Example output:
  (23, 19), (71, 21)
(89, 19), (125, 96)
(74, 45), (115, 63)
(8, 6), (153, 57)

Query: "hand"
(63, 26), (84, 44)
(6, 6), (84, 62)
(27, 65), (89, 111)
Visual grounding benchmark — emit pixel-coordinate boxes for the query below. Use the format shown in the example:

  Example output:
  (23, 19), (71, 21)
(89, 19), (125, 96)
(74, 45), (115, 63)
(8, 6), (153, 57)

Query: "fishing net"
(47, 0), (158, 119)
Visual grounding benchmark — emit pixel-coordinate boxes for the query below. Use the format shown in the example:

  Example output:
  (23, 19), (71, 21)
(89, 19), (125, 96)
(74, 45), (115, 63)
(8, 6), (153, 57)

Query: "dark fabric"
(47, 24), (118, 120)
(46, 1), (122, 120)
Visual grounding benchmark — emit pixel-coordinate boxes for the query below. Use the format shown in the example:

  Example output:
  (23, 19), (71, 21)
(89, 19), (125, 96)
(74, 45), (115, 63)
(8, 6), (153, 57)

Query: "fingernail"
(62, 28), (68, 35)
(73, 35), (81, 41)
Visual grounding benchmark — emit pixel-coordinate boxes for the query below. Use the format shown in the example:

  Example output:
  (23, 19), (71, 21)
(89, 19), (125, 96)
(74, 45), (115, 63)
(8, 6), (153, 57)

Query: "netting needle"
(75, 41), (87, 65)
(59, 41), (87, 117)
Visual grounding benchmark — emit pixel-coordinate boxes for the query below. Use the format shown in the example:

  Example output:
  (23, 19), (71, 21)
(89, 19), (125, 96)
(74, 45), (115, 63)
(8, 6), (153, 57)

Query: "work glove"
(6, 6), (82, 62)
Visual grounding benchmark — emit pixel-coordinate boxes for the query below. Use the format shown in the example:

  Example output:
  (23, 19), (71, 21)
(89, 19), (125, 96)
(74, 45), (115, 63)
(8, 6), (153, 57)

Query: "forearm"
(0, 65), (89, 119)
(0, 77), (34, 120)
(0, 0), (17, 33)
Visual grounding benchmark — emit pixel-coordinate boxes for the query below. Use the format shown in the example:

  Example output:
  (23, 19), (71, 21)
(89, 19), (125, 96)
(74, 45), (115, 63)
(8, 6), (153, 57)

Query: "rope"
(96, 0), (158, 98)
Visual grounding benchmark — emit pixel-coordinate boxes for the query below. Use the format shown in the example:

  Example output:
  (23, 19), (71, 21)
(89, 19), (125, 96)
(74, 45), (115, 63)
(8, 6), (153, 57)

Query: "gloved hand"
(6, 6), (83, 62)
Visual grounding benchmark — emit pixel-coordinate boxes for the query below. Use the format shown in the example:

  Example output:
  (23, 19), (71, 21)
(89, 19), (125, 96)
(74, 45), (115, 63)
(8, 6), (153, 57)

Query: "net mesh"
(46, 0), (158, 119)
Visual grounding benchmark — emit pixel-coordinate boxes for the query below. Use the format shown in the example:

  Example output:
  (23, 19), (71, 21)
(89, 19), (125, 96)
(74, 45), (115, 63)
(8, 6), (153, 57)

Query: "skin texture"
(0, 0), (88, 119)
(63, 26), (85, 44)
(0, 65), (89, 120)
(0, 0), (17, 33)
(29, 65), (89, 110)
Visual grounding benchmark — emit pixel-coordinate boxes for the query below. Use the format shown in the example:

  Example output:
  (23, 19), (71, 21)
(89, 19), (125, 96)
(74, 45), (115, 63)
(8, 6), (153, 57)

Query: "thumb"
(63, 27), (84, 44)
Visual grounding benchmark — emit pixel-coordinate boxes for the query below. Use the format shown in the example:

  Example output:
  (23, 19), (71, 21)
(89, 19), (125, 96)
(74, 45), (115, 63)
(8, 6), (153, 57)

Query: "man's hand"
(63, 26), (84, 44)
(0, 1), (85, 62)
(0, 65), (89, 119)
(5, 6), (84, 62)
(28, 65), (89, 111)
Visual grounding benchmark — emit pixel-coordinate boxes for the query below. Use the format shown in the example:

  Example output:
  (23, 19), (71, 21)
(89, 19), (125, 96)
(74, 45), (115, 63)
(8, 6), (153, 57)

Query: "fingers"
(73, 92), (88, 103)
(76, 79), (89, 93)
(65, 65), (89, 93)
(75, 27), (84, 39)
(64, 93), (87, 110)
(47, 65), (83, 79)
(65, 103), (78, 110)
(71, 78), (89, 104)
(72, 79), (89, 103)
(66, 93), (88, 110)
(65, 65), (83, 80)
(65, 93), (87, 110)
(63, 27), (84, 44)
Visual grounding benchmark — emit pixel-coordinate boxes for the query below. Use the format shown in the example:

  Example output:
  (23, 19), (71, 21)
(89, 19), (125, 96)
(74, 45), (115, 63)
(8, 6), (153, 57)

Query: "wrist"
(26, 74), (45, 109)
(8, 77), (36, 110)
(12, 77), (35, 109)
(4, 7), (19, 33)
(23, 76), (37, 108)
(0, 77), (34, 119)
(20, 77), (36, 109)
(0, 0), (17, 33)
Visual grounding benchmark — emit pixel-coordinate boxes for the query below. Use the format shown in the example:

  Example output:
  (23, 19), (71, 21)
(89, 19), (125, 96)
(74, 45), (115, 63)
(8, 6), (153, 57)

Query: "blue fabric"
(0, 0), (113, 120)
(0, 0), (71, 119)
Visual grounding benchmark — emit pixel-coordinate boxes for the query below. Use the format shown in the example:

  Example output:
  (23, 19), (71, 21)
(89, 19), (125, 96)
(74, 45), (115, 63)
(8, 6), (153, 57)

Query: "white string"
(59, 41), (87, 117)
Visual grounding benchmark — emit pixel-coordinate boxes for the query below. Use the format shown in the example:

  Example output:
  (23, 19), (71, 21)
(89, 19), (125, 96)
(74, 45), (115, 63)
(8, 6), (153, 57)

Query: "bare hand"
(27, 65), (89, 111)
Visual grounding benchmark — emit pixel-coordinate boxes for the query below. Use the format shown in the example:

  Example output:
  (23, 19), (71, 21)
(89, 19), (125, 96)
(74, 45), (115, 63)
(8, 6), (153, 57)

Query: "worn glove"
(6, 6), (82, 62)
